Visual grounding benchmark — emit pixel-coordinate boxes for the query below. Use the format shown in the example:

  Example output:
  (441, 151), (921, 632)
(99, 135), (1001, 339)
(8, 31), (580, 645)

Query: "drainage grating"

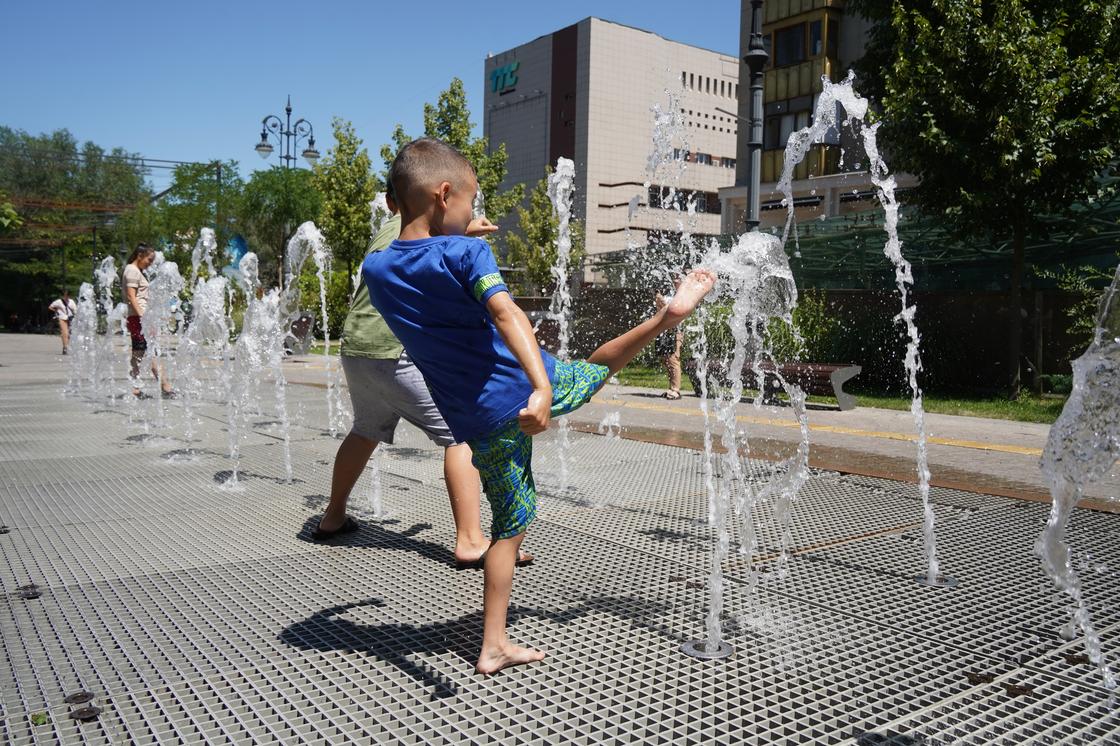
(1020, 622), (1119, 693)
(856, 669), (1120, 744)
(538, 472), (973, 571)
(0, 520), (1036, 745)
(742, 502), (1120, 665)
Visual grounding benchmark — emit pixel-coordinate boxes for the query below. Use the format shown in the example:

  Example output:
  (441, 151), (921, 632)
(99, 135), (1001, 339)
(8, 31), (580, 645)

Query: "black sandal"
(312, 515), (360, 541)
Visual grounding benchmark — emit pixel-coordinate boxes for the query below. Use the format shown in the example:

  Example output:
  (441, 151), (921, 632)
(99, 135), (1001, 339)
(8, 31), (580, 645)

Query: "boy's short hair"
(389, 138), (475, 214)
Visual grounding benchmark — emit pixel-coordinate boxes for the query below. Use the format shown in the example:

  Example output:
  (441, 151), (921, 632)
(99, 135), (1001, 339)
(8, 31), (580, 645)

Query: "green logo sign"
(490, 62), (519, 93)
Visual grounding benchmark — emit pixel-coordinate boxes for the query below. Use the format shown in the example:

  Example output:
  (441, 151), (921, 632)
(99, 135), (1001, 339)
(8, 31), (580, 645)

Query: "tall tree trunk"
(1008, 219), (1026, 396)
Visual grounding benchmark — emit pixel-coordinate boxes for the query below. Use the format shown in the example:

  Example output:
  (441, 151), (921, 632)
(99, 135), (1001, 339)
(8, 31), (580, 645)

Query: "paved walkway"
(284, 353), (1120, 507)
(1, 333), (1118, 744)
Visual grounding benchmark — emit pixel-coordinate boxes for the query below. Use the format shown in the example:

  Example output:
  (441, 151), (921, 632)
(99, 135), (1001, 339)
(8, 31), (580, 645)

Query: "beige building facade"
(484, 17), (741, 259)
(717, 0), (917, 231)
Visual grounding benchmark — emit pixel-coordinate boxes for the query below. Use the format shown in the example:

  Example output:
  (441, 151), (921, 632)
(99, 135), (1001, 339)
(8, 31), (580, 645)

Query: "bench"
(683, 359), (862, 410)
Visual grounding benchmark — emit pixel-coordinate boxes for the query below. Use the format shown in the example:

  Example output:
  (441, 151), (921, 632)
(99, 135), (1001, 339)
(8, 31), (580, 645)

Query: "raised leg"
(588, 269), (715, 377)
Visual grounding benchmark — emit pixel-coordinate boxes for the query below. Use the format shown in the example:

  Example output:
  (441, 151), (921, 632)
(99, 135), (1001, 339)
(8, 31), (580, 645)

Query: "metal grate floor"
(0, 366), (1116, 744)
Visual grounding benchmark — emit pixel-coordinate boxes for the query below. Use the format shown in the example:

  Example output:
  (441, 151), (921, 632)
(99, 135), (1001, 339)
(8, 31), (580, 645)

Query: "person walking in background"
(122, 244), (173, 398)
(47, 289), (77, 355)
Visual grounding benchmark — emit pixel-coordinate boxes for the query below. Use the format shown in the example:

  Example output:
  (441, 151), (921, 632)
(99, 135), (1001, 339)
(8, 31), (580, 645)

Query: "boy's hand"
(466, 217), (499, 237)
(518, 387), (552, 435)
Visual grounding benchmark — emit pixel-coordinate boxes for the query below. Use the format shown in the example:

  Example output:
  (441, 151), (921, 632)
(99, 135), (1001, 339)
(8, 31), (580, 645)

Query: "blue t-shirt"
(362, 234), (556, 442)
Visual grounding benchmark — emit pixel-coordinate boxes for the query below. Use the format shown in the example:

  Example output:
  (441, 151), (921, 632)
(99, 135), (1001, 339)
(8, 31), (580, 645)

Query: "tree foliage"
(0, 190), (21, 234)
(0, 127), (151, 327)
(158, 160), (244, 251)
(313, 118), (380, 292)
(380, 78), (523, 220)
(503, 168), (585, 295)
(847, 0), (1120, 390)
(240, 167), (322, 285)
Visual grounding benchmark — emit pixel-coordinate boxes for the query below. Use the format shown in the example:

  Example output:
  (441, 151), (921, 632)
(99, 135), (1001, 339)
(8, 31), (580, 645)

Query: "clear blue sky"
(3, 1), (739, 190)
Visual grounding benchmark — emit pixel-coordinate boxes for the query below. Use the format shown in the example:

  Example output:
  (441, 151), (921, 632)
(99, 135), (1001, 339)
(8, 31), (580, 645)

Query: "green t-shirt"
(340, 213), (404, 360)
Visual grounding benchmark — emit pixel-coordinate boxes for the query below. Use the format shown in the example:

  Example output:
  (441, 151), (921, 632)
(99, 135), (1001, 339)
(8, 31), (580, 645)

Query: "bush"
(298, 268), (351, 340)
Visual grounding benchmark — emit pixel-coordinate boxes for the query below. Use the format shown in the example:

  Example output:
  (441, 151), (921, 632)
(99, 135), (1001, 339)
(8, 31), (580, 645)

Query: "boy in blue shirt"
(364, 138), (715, 674)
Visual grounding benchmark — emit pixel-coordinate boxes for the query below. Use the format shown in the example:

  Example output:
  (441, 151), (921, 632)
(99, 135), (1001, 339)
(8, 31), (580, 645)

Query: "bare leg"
(59, 319), (70, 353)
(320, 432), (378, 532)
(476, 531), (545, 674)
(589, 269), (715, 377)
(152, 359), (172, 393)
(444, 443), (489, 562)
(446, 444), (534, 565)
(130, 349), (144, 396)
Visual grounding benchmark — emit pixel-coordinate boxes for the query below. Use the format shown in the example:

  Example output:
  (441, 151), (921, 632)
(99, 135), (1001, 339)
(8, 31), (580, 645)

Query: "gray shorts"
(341, 352), (457, 447)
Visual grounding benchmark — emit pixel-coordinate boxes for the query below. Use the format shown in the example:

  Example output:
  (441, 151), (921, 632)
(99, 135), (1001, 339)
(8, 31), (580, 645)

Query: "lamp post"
(253, 95), (319, 288)
(742, 0), (769, 231)
(255, 95), (320, 168)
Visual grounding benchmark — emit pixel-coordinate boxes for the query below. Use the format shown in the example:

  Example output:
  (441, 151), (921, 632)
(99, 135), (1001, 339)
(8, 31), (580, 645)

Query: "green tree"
(0, 127), (150, 325)
(0, 190), (21, 234)
(240, 167), (322, 288)
(847, 0), (1120, 393)
(503, 168), (585, 294)
(380, 78), (524, 220)
(313, 118), (380, 293)
(158, 160), (244, 252)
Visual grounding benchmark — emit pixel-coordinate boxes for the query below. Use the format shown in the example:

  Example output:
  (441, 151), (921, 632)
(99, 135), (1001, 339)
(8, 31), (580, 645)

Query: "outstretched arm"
(485, 291), (552, 435)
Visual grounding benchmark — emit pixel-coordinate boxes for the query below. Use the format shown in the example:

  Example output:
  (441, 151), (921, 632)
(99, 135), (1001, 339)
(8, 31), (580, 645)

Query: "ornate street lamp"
(253, 96), (318, 288)
(255, 95), (318, 168)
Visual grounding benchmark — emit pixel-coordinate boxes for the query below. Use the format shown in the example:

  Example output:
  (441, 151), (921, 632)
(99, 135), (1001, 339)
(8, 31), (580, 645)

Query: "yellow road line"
(595, 397), (1044, 457)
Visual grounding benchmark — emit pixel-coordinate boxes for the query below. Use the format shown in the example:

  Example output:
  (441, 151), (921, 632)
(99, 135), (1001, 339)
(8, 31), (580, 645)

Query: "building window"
(810, 20), (823, 56)
(774, 23), (806, 67)
(695, 153), (712, 165)
(828, 19), (840, 58)
(681, 71), (686, 88)
(689, 72), (695, 89)
(721, 157), (736, 169)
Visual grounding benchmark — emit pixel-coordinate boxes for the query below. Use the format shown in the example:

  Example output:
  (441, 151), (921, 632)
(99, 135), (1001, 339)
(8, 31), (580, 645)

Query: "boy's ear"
(436, 181), (453, 209)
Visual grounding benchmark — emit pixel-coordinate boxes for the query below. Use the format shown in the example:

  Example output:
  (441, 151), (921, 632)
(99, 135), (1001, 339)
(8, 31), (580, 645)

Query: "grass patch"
(615, 365), (1066, 424)
(305, 341), (340, 357)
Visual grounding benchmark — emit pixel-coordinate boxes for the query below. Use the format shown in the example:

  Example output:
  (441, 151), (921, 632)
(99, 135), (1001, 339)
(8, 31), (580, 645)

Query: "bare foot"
(476, 643), (546, 674)
(665, 269), (717, 322)
(454, 546), (535, 566)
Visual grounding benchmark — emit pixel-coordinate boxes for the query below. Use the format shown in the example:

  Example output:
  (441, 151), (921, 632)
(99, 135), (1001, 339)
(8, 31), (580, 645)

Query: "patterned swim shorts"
(468, 359), (610, 539)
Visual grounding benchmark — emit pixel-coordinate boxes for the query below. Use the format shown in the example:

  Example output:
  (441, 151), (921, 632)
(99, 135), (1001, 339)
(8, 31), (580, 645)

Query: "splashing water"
(596, 411), (621, 438)
(137, 256), (185, 429)
(93, 257), (119, 402)
(1037, 262), (1120, 691)
(190, 228), (218, 288)
(235, 252), (294, 482)
(67, 283), (99, 396)
(547, 158), (577, 494)
(695, 233), (802, 653)
(286, 222), (347, 437)
(363, 449), (388, 519)
(778, 71), (943, 585)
